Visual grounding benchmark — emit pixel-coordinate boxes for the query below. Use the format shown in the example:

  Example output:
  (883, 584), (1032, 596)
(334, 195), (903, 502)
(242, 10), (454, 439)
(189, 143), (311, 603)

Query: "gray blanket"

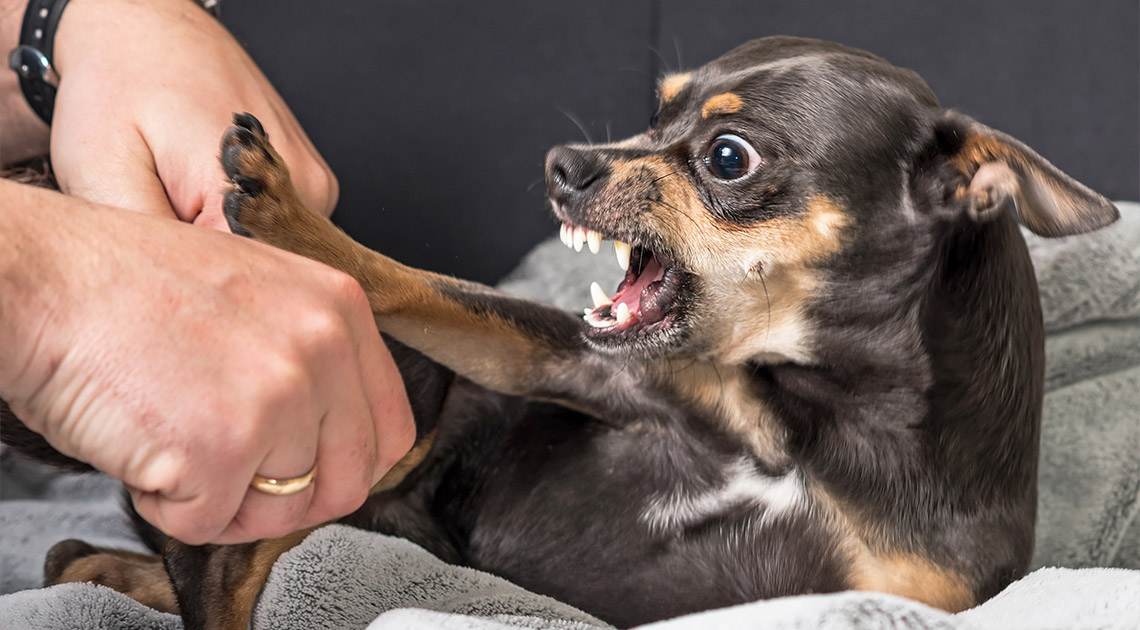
(3, 203), (1138, 630)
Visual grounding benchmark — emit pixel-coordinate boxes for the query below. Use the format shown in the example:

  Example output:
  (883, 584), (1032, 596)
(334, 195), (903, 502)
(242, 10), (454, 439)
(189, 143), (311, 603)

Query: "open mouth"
(558, 223), (685, 343)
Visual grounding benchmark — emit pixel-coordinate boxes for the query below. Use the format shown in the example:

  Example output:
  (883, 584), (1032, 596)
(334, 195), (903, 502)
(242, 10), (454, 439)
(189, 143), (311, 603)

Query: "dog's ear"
(930, 111), (1119, 237)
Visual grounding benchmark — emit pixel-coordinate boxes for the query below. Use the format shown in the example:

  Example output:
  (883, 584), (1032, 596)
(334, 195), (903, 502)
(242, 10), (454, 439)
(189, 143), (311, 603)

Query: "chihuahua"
(4, 36), (1118, 630)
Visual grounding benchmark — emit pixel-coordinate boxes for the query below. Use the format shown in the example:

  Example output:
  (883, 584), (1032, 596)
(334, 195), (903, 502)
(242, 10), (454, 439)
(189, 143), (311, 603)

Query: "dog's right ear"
(926, 111), (1119, 237)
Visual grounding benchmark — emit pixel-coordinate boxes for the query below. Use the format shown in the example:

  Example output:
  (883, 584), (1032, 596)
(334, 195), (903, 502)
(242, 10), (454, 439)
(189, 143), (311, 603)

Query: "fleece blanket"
(2, 202), (1138, 629)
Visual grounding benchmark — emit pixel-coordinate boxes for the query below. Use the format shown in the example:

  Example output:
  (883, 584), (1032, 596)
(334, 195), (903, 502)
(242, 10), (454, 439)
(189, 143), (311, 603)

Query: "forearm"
(0, 179), (70, 396)
(0, 0), (50, 165)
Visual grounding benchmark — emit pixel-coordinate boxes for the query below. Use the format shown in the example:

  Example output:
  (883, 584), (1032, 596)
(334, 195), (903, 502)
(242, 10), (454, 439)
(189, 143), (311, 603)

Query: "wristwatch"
(6, 0), (221, 126)
(7, 0), (70, 125)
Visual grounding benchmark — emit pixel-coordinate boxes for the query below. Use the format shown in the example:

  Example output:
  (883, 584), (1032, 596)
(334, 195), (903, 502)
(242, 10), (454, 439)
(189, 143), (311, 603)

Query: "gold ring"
(250, 463), (317, 496)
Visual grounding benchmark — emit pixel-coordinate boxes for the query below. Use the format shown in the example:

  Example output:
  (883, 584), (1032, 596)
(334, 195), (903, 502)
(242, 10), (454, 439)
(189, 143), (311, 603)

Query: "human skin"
(0, 0), (416, 545)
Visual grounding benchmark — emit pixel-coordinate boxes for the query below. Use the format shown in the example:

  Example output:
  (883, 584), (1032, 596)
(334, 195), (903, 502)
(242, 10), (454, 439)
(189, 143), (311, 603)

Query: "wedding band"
(250, 464), (317, 496)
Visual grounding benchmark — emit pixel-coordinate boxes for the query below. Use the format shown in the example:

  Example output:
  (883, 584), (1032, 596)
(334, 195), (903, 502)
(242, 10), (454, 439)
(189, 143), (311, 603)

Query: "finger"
(295, 367), (378, 529)
(355, 326), (417, 483)
(129, 479), (244, 546)
(254, 70), (339, 218)
(191, 206), (235, 232)
(212, 419), (321, 544)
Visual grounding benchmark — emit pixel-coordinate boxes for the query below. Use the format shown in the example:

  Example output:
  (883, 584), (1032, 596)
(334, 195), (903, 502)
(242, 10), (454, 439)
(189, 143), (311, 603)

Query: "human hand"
(0, 182), (414, 545)
(48, 0), (337, 228)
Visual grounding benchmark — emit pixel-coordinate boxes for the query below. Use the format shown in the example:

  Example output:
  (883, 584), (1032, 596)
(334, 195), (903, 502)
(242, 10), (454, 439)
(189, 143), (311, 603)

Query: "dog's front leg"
(219, 114), (628, 407)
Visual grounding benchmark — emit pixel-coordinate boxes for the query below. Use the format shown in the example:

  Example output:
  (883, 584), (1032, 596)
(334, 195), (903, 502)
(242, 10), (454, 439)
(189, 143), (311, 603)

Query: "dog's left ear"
(932, 111), (1119, 237)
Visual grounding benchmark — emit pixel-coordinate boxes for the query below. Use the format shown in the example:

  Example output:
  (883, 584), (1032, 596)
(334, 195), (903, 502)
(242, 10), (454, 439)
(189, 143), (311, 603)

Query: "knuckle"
(326, 270), (370, 314)
(389, 414), (417, 463)
(314, 479), (369, 522)
(258, 350), (311, 405)
(323, 168), (340, 216)
(301, 305), (352, 352)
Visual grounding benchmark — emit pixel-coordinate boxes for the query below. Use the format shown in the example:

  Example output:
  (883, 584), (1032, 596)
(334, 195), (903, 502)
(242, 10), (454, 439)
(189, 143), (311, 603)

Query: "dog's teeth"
(584, 308), (594, 316)
(573, 227), (586, 252)
(590, 282), (613, 307)
(585, 314), (614, 328)
(614, 241), (631, 271)
(615, 302), (632, 324)
(560, 223), (571, 248)
(587, 230), (602, 254)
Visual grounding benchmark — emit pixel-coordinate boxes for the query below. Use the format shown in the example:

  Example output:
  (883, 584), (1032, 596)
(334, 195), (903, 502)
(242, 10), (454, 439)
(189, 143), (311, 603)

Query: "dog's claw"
(220, 112), (281, 237)
(232, 112), (265, 136)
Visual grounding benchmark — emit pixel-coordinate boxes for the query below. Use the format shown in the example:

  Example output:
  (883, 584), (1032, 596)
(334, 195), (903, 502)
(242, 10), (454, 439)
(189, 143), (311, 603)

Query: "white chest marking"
(640, 459), (805, 534)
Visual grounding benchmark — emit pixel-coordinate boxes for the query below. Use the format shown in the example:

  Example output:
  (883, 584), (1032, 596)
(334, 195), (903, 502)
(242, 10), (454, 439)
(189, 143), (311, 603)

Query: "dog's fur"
(1, 37), (1119, 630)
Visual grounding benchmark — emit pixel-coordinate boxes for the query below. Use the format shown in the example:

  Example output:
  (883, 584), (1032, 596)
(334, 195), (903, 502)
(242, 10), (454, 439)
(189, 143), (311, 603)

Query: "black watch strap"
(7, 0), (221, 126)
(7, 0), (70, 125)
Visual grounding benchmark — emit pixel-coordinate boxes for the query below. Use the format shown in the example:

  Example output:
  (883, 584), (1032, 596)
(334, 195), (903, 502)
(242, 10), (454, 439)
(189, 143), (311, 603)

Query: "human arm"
(0, 179), (415, 545)
(1, 0), (337, 227)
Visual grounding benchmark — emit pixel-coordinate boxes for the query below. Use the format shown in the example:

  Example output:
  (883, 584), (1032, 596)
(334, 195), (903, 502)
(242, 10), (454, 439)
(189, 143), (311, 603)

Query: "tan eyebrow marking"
(659, 72), (692, 102)
(701, 92), (744, 118)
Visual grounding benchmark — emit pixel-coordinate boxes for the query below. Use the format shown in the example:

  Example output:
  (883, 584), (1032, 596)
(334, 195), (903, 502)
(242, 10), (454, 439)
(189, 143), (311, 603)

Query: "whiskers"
(557, 107), (595, 145)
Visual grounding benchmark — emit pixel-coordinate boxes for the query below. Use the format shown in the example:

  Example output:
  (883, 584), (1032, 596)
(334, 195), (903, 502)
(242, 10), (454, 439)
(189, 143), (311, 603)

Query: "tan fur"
(947, 131), (1104, 237)
(222, 529), (316, 630)
(701, 92), (744, 118)
(809, 488), (976, 613)
(48, 548), (179, 613)
(604, 157), (848, 364)
(848, 551), (976, 612)
(949, 133), (1018, 175)
(655, 360), (791, 466)
(228, 143), (577, 400)
(659, 72), (692, 103)
(372, 429), (437, 492)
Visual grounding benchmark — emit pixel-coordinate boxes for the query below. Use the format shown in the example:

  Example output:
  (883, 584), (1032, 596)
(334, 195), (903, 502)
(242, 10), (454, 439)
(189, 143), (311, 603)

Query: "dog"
(1, 36), (1119, 630)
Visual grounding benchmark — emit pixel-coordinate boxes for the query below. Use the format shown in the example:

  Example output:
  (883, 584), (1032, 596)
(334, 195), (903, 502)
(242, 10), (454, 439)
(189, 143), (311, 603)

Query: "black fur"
(2, 37), (1118, 630)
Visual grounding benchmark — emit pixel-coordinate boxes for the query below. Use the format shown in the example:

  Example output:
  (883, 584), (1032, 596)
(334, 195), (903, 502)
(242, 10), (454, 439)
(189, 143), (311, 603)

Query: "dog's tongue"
(614, 255), (667, 319)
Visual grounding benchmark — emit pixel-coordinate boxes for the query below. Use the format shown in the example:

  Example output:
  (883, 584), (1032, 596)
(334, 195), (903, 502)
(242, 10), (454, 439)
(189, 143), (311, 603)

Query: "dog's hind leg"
(219, 113), (637, 414)
(44, 539), (180, 613)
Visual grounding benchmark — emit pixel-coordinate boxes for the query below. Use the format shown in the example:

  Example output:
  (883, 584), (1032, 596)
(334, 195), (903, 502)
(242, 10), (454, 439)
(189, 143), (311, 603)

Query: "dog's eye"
(704, 134), (762, 180)
(649, 109), (660, 129)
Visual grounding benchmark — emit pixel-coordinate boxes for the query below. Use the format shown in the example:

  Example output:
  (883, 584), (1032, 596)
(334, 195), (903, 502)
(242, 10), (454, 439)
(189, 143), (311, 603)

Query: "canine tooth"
(614, 241), (631, 271)
(560, 223), (571, 248)
(590, 282), (613, 307)
(573, 227), (586, 252)
(615, 302), (631, 324)
(587, 230), (602, 254)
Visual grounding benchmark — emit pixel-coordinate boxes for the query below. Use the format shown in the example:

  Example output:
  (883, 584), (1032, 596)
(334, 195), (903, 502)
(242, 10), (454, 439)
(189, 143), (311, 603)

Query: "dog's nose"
(545, 146), (606, 204)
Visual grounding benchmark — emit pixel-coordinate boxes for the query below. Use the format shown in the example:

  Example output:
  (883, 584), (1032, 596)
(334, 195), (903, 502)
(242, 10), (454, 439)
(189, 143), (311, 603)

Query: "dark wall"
(223, 1), (1139, 284)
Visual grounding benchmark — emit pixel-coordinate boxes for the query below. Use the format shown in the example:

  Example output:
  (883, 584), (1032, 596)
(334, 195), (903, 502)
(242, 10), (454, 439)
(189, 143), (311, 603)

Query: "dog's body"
(1, 37), (1119, 630)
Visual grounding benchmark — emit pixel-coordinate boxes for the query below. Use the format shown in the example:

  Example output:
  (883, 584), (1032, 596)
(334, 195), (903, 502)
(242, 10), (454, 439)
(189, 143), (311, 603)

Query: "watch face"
(8, 45), (56, 85)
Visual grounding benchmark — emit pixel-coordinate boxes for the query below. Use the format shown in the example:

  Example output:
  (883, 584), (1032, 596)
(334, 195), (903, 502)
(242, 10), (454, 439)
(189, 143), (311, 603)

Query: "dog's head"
(545, 36), (1118, 362)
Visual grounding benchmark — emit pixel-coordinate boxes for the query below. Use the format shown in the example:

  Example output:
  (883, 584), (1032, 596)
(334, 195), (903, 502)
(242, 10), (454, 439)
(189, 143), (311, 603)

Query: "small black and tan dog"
(2, 36), (1120, 629)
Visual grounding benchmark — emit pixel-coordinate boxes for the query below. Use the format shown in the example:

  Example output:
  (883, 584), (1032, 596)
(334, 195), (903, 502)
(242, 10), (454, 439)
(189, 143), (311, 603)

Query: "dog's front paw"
(221, 112), (303, 241)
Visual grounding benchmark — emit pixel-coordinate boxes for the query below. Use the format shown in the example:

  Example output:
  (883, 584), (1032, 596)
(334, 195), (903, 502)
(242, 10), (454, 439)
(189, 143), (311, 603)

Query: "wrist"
(53, 0), (208, 77)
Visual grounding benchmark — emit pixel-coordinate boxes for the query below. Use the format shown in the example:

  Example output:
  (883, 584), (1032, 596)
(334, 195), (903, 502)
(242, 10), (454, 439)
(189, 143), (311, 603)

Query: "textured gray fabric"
(2, 204), (1137, 629)
(252, 525), (604, 630)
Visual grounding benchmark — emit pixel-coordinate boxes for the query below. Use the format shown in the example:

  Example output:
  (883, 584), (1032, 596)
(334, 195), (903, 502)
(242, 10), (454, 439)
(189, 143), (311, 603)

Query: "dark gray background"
(222, 1), (1139, 284)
